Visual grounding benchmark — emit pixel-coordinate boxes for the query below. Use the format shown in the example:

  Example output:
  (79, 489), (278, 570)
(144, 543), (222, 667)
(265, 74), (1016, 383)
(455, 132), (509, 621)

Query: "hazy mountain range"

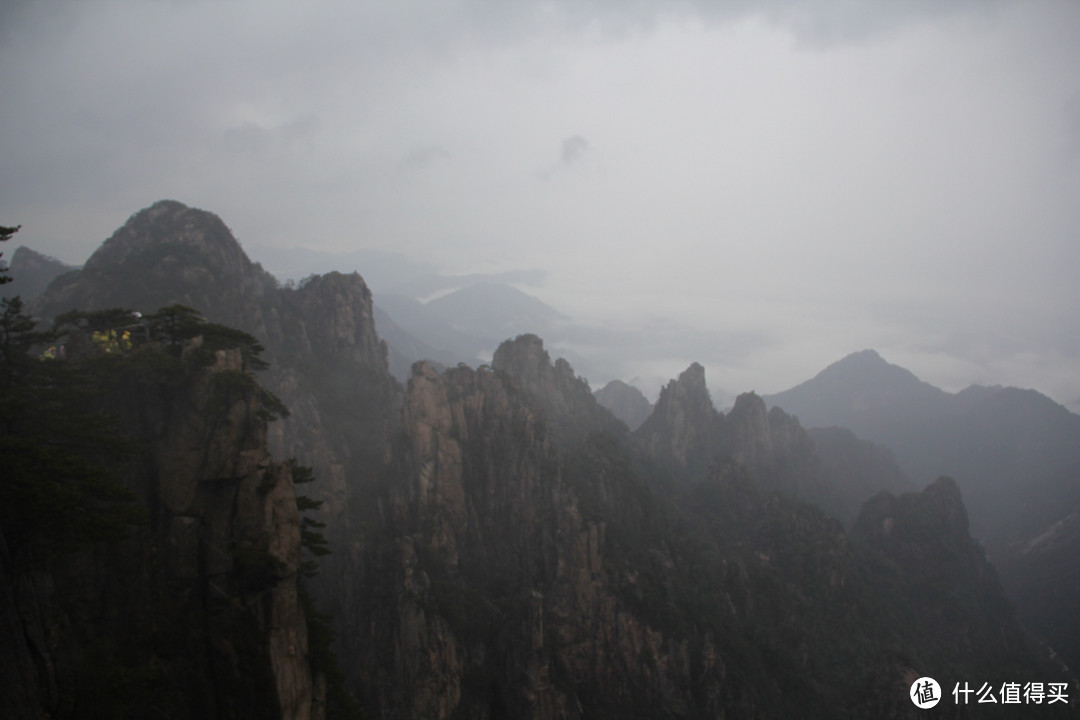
(765, 348), (1080, 673)
(765, 349), (1080, 546)
(3, 200), (1078, 718)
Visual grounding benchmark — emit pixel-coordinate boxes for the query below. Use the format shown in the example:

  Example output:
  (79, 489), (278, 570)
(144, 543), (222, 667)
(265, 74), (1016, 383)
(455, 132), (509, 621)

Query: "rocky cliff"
(491, 333), (625, 448)
(635, 362), (721, 475)
(849, 477), (1056, 706)
(346, 352), (1075, 718)
(351, 360), (738, 719)
(633, 365), (900, 522)
(0, 321), (321, 719)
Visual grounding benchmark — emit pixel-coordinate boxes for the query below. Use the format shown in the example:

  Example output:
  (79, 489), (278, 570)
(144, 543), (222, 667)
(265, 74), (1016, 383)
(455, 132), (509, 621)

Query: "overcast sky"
(2, 0), (1078, 408)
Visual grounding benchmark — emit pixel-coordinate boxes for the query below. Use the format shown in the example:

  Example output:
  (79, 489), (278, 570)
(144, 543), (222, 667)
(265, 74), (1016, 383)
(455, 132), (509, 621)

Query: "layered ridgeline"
(353, 334), (1073, 719)
(765, 349), (1080, 672)
(0, 304), (322, 718)
(764, 349), (1080, 545)
(15, 201), (1077, 718)
(635, 362), (910, 523)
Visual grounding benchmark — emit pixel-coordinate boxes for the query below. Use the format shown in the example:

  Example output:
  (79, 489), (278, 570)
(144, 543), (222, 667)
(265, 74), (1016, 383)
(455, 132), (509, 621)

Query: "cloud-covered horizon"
(2, 0), (1078, 409)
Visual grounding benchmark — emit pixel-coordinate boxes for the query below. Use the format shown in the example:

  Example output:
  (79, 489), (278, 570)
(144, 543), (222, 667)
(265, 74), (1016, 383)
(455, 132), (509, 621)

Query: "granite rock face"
(492, 333), (625, 448)
(634, 365), (911, 522)
(351, 361), (733, 719)
(635, 362), (721, 474)
(346, 355), (1074, 719)
(1, 345), (321, 719)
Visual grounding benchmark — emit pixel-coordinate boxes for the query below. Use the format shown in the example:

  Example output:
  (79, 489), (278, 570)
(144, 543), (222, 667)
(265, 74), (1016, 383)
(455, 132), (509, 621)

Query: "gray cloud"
(2, 0), (1078, 409)
(562, 136), (590, 165)
(397, 146), (451, 173)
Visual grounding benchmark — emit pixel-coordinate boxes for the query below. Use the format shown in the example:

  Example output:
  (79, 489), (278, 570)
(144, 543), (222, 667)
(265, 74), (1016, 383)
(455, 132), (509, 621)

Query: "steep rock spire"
(635, 362), (722, 474)
(492, 333), (625, 448)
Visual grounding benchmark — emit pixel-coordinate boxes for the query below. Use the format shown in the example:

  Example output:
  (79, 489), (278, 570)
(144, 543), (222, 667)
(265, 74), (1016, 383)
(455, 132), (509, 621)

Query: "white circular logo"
(911, 677), (941, 709)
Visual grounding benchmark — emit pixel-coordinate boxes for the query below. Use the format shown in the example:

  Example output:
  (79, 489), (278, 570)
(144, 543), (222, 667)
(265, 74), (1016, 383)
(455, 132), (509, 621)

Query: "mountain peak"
(764, 348), (947, 432)
(31, 200), (275, 322)
(492, 333), (550, 388)
(853, 476), (973, 563)
(426, 283), (566, 344)
(492, 333), (624, 446)
(84, 199), (252, 276)
(665, 362), (712, 412)
(729, 390), (766, 418)
(677, 361), (707, 392)
(635, 362), (720, 473)
(823, 348), (914, 382)
(844, 348), (884, 364)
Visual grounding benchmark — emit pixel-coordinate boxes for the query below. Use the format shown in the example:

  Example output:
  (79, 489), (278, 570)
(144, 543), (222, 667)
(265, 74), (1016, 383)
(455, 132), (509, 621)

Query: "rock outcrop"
(636, 366), (913, 522)
(635, 362), (721, 475)
(492, 333), (625, 448)
(0, 339), (321, 719)
(351, 361), (736, 719)
(348, 356), (1074, 718)
(722, 393), (816, 486)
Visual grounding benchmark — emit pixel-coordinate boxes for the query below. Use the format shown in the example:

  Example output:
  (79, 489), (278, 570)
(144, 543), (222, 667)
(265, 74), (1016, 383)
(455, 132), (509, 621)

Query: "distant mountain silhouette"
(764, 349), (948, 435)
(372, 305), (453, 380)
(764, 349), (1080, 544)
(375, 293), (490, 363)
(2, 246), (78, 303)
(767, 348), (1080, 672)
(425, 281), (566, 344)
(13, 201), (1075, 719)
(374, 282), (570, 368)
(594, 379), (653, 431)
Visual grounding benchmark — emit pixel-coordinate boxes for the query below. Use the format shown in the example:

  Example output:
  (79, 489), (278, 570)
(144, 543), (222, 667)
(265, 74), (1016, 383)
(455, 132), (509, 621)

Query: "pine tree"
(0, 230), (146, 560)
